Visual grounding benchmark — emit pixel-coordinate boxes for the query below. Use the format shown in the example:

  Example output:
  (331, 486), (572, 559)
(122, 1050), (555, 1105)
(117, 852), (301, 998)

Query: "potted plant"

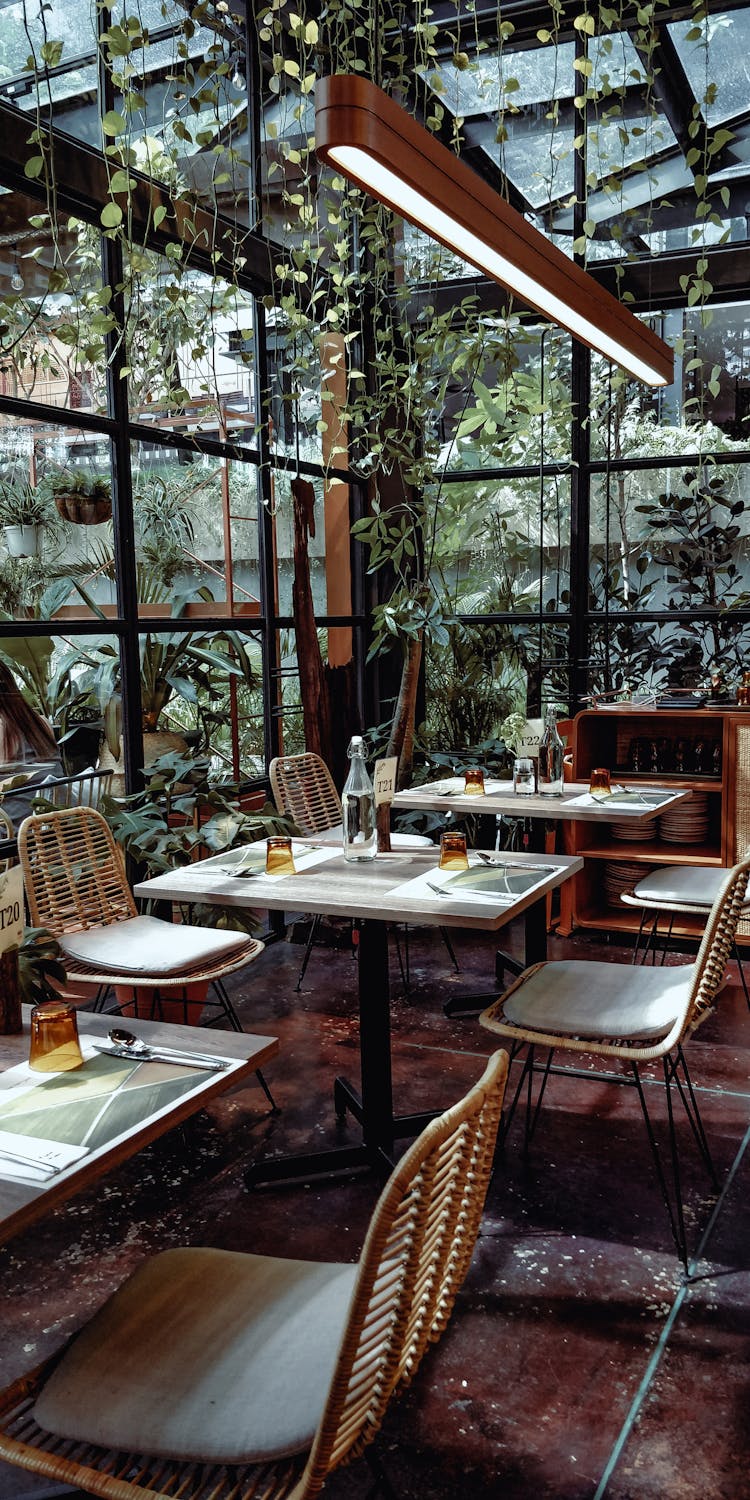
(0, 479), (51, 558)
(43, 469), (112, 526)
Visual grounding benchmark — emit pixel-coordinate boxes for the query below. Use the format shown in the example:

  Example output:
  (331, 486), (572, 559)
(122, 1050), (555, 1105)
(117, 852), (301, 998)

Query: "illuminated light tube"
(315, 75), (674, 388)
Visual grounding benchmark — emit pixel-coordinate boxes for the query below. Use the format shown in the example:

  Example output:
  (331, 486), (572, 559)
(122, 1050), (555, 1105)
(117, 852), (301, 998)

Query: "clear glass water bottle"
(342, 736), (377, 861)
(538, 706), (564, 797)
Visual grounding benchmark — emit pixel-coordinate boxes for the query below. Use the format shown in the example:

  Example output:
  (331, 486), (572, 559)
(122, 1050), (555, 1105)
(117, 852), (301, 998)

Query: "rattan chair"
(0, 1049), (508, 1500)
(18, 805), (275, 1108)
(269, 752), (457, 991)
(620, 864), (750, 1007)
(479, 856), (750, 1266)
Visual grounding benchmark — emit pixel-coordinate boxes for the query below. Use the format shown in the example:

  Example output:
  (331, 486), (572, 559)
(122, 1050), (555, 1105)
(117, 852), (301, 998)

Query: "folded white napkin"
(0, 1129), (88, 1185)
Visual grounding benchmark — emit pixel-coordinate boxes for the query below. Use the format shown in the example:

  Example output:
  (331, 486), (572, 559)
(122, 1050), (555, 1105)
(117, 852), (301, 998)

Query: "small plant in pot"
(44, 468), (112, 526)
(0, 478), (52, 558)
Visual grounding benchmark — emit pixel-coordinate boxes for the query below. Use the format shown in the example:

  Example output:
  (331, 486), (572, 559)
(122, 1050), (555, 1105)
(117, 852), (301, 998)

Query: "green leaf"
(102, 110), (126, 137)
(24, 155), (44, 180)
(101, 201), (123, 228)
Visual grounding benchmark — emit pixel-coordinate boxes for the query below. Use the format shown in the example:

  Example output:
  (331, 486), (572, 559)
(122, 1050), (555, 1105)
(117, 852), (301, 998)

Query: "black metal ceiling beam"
(0, 99), (273, 295)
(404, 231), (750, 320)
(632, 25), (712, 176)
(586, 239), (750, 309)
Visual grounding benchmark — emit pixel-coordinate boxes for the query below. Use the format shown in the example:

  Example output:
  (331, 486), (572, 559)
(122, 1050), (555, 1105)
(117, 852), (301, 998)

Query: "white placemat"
(173, 842), (339, 883)
(566, 790), (674, 813)
(408, 777), (509, 797)
(387, 860), (541, 908)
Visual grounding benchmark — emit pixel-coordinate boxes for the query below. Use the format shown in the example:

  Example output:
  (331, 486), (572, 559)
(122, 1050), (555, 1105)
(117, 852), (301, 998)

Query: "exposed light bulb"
(10, 248), (24, 293)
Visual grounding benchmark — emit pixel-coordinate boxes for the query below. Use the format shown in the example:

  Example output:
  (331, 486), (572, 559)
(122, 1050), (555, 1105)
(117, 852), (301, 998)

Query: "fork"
(426, 880), (514, 904)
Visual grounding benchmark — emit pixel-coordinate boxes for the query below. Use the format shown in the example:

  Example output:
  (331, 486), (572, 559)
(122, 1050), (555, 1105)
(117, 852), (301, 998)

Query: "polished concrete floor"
(1, 915), (749, 1500)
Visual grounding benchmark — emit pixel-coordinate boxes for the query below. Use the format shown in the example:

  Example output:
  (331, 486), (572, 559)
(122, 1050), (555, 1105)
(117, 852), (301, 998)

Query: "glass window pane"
(132, 443), (261, 618)
(0, 190), (108, 412)
(590, 460), (750, 617)
(0, 414), (112, 621)
(435, 474), (570, 615)
(125, 252), (256, 442)
(444, 325), (571, 471)
(669, 9), (750, 125)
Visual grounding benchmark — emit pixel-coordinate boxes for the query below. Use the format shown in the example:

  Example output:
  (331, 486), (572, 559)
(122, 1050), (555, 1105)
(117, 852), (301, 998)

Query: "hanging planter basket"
(53, 491), (113, 526)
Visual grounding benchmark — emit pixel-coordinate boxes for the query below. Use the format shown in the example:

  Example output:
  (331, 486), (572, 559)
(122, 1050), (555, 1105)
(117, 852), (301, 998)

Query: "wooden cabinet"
(559, 708), (747, 941)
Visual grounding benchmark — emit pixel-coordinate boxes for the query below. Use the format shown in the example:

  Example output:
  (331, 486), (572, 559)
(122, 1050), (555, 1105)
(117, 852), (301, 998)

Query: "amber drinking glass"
(29, 1000), (84, 1073)
(463, 767), (485, 796)
(266, 835), (296, 875)
(439, 831), (469, 871)
(589, 767), (612, 801)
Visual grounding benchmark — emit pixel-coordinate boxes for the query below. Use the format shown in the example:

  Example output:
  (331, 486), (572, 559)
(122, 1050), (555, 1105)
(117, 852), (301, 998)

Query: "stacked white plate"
(658, 793), (710, 845)
(603, 860), (652, 906)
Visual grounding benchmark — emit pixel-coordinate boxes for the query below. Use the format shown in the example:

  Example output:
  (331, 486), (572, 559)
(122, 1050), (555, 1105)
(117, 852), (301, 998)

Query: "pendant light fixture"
(315, 75), (673, 388)
(10, 246), (24, 293)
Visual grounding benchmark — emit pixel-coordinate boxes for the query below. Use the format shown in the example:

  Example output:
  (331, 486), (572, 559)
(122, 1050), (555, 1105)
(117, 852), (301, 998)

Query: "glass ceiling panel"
(471, 112), (676, 212)
(669, 8), (750, 124)
(426, 33), (642, 120)
(0, 0), (97, 81)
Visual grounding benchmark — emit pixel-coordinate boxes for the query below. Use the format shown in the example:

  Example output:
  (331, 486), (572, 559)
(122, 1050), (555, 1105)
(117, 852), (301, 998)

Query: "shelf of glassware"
(559, 708), (730, 939)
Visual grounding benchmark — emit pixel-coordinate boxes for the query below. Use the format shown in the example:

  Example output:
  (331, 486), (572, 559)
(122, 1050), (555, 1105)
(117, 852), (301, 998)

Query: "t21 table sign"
(374, 757), (399, 807)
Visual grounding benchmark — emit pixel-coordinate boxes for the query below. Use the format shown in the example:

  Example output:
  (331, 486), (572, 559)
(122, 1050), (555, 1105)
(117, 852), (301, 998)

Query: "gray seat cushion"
(633, 865), (749, 909)
(503, 959), (693, 1040)
(60, 915), (249, 975)
(33, 1246), (358, 1463)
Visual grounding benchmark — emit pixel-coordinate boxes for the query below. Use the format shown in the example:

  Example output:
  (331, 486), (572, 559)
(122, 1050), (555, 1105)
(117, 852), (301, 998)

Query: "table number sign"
(0, 866), (24, 1036)
(516, 719), (544, 760)
(374, 757), (399, 805)
(374, 756), (399, 853)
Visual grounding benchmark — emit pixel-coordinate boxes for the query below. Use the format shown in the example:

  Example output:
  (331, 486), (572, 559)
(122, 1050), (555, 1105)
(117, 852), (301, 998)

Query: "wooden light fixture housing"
(315, 75), (674, 388)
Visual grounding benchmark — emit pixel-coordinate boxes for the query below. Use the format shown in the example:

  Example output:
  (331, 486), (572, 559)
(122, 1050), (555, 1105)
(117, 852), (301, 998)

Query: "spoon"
(107, 1029), (228, 1069)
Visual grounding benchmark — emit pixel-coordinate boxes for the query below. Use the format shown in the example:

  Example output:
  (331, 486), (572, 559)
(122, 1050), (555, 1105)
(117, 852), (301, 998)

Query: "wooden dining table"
(135, 844), (583, 1187)
(0, 1009), (279, 1246)
(392, 776), (693, 825)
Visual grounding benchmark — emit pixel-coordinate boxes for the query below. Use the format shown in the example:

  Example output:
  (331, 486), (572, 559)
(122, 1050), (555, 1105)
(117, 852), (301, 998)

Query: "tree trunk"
(291, 477), (333, 765)
(387, 633), (423, 788)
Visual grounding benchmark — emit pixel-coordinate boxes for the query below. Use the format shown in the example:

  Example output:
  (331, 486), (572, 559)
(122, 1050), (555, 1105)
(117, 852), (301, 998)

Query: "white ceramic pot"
(4, 524), (41, 558)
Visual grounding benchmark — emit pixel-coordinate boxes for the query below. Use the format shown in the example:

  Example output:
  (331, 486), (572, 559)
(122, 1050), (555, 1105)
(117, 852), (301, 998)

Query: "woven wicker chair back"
(298, 1048), (508, 1496)
(269, 753), (341, 835)
(687, 854), (750, 1032)
(18, 805), (136, 935)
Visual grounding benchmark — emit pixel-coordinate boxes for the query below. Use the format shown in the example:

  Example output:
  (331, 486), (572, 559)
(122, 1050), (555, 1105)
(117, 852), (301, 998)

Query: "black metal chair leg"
(671, 1045), (717, 1186)
(254, 1068), (279, 1112)
(632, 908), (650, 965)
(631, 1061), (687, 1267)
(212, 976), (243, 1032)
(392, 925), (411, 997)
(295, 913), (321, 992)
(439, 924), (460, 973)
